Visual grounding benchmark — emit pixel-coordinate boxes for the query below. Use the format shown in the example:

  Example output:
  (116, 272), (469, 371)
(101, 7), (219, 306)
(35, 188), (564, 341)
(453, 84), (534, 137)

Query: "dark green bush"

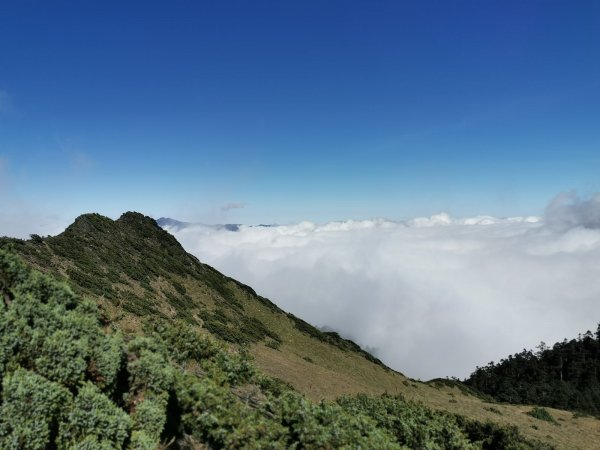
(526, 407), (558, 424)
(337, 394), (477, 449)
(0, 368), (71, 450)
(126, 337), (175, 395)
(58, 382), (131, 448)
(130, 394), (169, 449)
(90, 332), (124, 392)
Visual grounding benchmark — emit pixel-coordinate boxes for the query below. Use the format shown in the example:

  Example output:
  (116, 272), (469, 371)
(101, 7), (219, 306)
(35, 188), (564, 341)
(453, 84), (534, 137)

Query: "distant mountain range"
(157, 214), (541, 233)
(157, 217), (277, 232)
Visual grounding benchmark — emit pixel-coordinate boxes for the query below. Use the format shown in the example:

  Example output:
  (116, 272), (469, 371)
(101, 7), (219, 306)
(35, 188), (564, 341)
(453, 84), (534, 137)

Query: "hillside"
(2, 212), (398, 400)
(5, 247), (533, 449)
(2, 212), (600, 449)
(466, 327), (600, 416)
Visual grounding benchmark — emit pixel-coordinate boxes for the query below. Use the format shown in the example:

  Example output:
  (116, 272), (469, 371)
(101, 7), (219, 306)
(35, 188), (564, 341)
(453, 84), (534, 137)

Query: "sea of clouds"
(164, 192), (600, 380)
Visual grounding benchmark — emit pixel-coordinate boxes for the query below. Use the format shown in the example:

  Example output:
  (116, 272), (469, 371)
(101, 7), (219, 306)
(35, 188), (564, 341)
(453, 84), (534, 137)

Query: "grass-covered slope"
(3, 213), (419, 402)
(4, 212), (383, 361)
(2, 213), (600, 449)
(0, 248), (550, 449)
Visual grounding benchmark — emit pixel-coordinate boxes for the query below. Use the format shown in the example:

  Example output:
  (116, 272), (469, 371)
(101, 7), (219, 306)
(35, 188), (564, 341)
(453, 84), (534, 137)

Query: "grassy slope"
(3, 211), (599, 449)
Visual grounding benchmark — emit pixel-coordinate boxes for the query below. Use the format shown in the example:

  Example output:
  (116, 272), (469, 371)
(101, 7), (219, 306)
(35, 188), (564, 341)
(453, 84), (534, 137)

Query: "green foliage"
(197, 306), (281, 345)
(209, 347), (256, 386)
(126, 337), (175, 395)
(130, 394), (169, 449)
(466, 328), (600, 416)
(91, 332), (125, 391)
(526, 407), (558, 424)
(256, 374), (295, 398)
(427, 377), (493, 401)
(456, 417), (554, 450)
(269, 391), (401, 449)
(484, 406), (503, 415)
(34, 328), (89, 387)
(337, 393), (478, 450)
(0, 248), (30, 296)
(178, 373), (289, 449)
(265, 339), (281, 350)
(58, 382), (131, 448)
(145, 318), (220, 365)
(0, 368), (71, 450)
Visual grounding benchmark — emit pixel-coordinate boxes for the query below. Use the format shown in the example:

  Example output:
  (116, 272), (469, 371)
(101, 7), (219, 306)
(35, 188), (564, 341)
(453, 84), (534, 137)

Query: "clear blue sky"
(1, 1), (599, 230)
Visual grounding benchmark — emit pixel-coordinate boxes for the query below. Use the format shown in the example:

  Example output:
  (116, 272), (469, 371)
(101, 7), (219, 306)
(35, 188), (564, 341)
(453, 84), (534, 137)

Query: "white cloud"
(164, 192), (600, 380)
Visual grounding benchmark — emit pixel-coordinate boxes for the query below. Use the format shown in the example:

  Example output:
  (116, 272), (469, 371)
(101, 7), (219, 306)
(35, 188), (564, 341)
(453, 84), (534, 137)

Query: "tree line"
(466, 326), (600, 416)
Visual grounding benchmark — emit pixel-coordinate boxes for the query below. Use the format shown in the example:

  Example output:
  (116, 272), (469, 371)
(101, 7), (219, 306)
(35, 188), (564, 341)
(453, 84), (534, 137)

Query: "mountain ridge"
(2, 212), (392, 374)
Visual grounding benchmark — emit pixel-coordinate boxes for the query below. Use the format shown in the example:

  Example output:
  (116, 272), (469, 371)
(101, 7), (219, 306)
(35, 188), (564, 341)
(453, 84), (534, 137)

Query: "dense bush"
(58, 382), (131, 448)
(526, 407), (557, 424)
(0, 368), (70, 450)
(337, 394), (477, 449)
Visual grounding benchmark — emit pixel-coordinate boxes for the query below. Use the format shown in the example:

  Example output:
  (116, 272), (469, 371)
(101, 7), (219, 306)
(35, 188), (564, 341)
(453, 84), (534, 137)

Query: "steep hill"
(2, 248), (523, 449)
(3, 212), (397, 398)
(2, 212), (600, 449)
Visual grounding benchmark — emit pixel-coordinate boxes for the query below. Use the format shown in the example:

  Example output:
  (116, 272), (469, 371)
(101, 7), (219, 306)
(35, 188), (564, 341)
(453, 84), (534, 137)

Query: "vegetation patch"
(526, 407), (558, 425)
(485, 406), (503, 415)
(466, 328), (600, 416)
(287, 312), (389, 369)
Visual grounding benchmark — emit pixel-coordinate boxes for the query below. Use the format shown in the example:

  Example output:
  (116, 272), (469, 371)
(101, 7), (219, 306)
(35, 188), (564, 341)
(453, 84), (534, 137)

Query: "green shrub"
(0, 250), (30, 297)
(128, 430), (158, 450)
(145, 319), (220, 365)
(90, 332), (125, 392)
(0, 368), (71, 450)
(337, 394), (478, 450)
(527, 407), (558, 424)
(58, 382), (131, 448)
(130, 394), (168, 448)
(34, 328), (89, 387)
(127, 337), (174, 395)
(177, 373), (289, 449)
(269, 391), (400, 449)
(265, 339), (281, 350)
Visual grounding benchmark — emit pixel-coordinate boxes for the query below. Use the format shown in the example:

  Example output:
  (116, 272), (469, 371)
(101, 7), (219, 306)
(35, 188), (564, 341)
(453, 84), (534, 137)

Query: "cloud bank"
(545, 191), (600, 231)
(162, 194), (600, 380)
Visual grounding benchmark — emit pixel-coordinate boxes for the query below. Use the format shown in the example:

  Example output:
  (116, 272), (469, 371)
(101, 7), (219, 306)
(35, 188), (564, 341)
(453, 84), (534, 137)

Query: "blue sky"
(1, 1), (599, 232)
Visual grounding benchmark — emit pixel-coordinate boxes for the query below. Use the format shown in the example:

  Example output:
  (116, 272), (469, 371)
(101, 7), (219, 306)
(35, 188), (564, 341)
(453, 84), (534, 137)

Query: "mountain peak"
(117, 211), (161, 231)
(64, 212), (162, 238)
(64, 213), (115, 235)
(118, 211), (155, 223)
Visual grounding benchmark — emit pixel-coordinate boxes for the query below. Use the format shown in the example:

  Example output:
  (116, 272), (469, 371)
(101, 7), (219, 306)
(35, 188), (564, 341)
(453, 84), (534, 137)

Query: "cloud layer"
(162, 195), (600, 380)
